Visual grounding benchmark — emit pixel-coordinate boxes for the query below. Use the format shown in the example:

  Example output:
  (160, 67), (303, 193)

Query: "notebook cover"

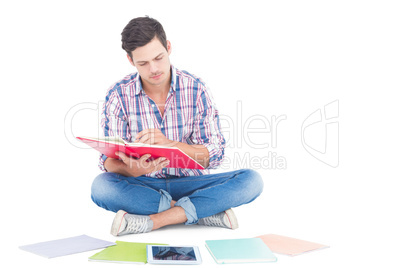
(19, 235), (115, 258)
(77, 136), (204, 169)
(205, 238), (277, 264)
(256, 234), (329, 256)
(88, 241), (167, 264)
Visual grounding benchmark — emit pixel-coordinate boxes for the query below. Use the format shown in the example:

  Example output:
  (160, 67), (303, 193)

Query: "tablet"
(146, 245), (202, 265)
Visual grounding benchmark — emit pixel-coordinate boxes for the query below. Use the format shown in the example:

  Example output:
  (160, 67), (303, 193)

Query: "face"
(128, 37), (172, 89)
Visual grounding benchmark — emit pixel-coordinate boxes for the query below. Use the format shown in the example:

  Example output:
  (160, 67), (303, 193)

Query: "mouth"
(151, 73), (162, 80)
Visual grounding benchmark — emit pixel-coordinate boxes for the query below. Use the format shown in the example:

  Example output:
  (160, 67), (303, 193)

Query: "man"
(91, 16), (263, 236)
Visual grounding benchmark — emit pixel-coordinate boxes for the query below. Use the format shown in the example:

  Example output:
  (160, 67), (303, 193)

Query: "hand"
(135, 128), (176, 146)
(115, 151), (170, 177)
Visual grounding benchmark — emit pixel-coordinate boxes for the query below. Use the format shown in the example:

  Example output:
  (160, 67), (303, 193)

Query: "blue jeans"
(91, 169), (263, 225)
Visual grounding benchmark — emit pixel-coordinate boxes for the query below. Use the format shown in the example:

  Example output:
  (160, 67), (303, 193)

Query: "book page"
(78, 136), (126, 145)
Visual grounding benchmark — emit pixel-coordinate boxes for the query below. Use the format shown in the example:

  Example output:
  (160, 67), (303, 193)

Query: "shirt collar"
(134, 65), (177, 95)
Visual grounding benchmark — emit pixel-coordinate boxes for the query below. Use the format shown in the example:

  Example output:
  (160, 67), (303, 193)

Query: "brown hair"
(121, 16), (168, 60)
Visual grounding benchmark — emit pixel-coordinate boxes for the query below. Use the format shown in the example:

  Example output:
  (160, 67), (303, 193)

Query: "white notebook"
(19, 234), (116, 258)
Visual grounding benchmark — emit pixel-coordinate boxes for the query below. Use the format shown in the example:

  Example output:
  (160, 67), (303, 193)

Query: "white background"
(1, 0), (401, 267)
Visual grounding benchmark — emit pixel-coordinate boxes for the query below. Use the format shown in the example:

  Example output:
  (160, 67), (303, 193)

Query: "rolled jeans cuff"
(174, 196), (198, 225)
(158, 189), (172, 213)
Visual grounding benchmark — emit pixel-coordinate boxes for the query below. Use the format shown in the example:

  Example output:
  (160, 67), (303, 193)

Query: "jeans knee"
(239, 169), (264, 199)
(91, 172), (117, 203)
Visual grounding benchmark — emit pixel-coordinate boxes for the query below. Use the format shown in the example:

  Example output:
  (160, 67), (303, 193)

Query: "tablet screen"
(151, 246), (196, 261)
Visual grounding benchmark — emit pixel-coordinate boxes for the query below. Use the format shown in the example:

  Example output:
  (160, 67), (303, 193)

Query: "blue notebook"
(205, 238), (277, 264)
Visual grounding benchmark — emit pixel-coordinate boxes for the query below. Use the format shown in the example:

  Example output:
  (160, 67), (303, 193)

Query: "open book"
(77, 136), (204, 170)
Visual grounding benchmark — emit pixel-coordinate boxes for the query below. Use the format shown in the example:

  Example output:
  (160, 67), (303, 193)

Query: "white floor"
(7, 161), (402, 268)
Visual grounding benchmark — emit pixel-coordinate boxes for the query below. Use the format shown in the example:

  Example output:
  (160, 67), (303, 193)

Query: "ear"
(127, 53), (135, 66)
(167, 40), (172, 56)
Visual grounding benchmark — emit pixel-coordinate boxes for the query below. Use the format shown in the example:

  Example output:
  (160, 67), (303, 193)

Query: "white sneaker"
(198, 208), (239, 229)
(110, 210), (153, 236)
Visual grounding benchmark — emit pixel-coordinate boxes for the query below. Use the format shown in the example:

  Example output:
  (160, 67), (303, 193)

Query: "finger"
(137, 134), (149, 144)
(147, 157), (168, 169)
(138, 133), (153, 144)
(154, 157), (167, 165)
(139, 154), (152, 161)
(162, 160), (170, 167)
(115, 151), (128, 161)
(155, 157), (170, 166)
(150, 160), (170, 173)
(158, 159), (170, 169)
(134, 131), (143, 142)
(133, 154), (150, 169)
(135, 129), (155, 141)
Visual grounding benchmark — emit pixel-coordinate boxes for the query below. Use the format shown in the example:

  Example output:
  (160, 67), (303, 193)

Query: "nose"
(149, 61), (158, 74)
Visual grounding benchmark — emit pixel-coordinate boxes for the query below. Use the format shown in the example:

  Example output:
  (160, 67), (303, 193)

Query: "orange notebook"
(256, 234), (329, 256)
(77, 136), (204, 170)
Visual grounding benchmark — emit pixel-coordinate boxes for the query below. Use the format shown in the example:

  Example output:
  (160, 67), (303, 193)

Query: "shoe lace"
(202, 212), (226, 227)
(125, 215), (149, 233)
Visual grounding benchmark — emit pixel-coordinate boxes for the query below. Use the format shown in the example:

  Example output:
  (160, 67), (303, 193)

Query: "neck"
(143, 82), (169, 96)
(142, 73), (171, 97)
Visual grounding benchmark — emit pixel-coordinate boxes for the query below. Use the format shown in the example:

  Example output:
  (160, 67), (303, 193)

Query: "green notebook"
(205, 238), (277, 264)
(89, 241), (167, 264)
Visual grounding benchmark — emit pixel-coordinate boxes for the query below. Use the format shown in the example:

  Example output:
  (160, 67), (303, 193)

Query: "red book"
(76, 136), (204, 170)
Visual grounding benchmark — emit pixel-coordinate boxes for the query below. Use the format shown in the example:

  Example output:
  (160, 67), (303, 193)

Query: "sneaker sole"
(225, 208), (239, 230)
(110, 210), (127, 236)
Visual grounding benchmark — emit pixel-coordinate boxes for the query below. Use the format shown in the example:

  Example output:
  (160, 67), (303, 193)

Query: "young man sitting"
(90, 16), (264, 236)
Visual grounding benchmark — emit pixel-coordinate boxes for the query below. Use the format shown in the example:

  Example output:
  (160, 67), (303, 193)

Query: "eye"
(156, 56), (163, 61)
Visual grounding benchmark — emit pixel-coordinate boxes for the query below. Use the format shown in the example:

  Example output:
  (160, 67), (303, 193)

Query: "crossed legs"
(91, 169), (263, 235)
(150, 201), (186, 230)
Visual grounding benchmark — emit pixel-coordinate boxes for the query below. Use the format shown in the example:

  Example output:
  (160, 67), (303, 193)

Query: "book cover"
(205, 238), (277, 264)
(19, 235), (115, 258)
(88, 241), (167, 264)
(77, 136), (204, 170)
(256, 234), (329, 256)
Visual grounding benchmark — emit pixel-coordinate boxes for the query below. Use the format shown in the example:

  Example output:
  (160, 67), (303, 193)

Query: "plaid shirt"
(99, 65), (225, 178)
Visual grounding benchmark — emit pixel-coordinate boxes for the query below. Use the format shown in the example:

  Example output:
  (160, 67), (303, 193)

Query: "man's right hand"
(104, 152), (170, 177)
